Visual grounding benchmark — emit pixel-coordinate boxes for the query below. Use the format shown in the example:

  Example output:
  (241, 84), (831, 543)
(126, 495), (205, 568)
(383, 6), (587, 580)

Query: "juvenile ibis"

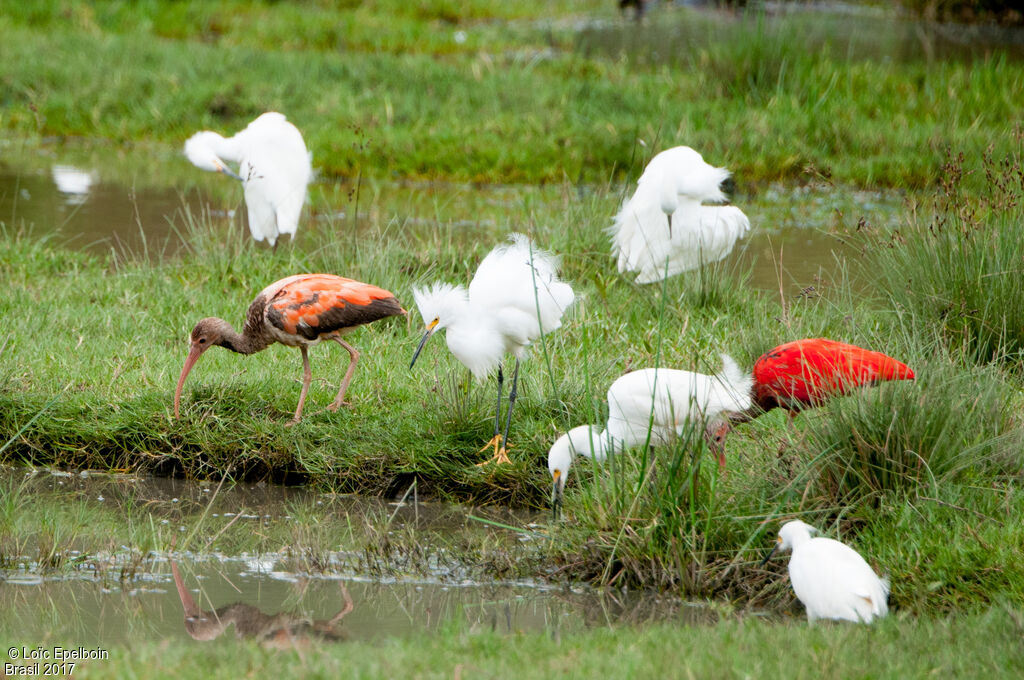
(762, 519), (890, 623)
(184, 112), (312, 247)
(731, 338), (916, 423)
(410, 233), (575, 465)
(548, 355), (753, 516)
(610, 146), (750, 284)
(174, 274), (404, 424)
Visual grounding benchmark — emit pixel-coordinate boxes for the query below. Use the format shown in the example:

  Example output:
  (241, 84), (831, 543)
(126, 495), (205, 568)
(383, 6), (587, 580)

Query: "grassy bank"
(30, 605), (1020, 679)
(3, 0), (1024, 622)
(1, 1), (1021, 186)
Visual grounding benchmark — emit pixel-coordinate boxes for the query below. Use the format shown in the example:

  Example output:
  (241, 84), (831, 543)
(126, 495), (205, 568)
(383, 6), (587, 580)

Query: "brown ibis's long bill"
(173, 343), (208, 419)
(170, 560), (202, 618)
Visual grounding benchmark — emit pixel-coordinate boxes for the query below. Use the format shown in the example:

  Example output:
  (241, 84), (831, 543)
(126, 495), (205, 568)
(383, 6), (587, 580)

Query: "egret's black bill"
(220, 166), (244, 181)
(759, 543), (779, 567)
(410, 330), (432, 369)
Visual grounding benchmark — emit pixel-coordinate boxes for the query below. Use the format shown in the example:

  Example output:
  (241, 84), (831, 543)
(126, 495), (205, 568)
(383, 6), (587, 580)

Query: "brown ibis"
(173, 273), (405, 423)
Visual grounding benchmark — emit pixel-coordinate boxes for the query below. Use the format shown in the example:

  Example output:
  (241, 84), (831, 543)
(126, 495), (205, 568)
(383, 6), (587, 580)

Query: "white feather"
(610, 146), (750, 283)
(184, 112), (312, 246)
(777, 520), (890, 623)
(412, 233), (575, 380)
(547, 355), (752, 489)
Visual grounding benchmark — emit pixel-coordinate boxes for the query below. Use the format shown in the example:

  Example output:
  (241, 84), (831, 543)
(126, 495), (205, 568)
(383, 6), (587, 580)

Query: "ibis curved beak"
(215, 162), (243, 182)
(170, 560), (202, 618)
(410, 320), (439, 369)
(173, 342), (207, 419)
(551, 470), (563, 521)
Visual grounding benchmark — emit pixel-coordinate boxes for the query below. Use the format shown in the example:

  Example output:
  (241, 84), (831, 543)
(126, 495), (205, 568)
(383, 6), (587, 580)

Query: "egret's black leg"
(476, 365), (506, 464)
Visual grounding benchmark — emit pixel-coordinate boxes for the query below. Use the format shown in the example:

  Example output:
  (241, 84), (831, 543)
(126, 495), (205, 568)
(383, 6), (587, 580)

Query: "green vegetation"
(52, 605), (1024, 679)
(2, 0), (1023, 659)
(1, 1), (1020, 185)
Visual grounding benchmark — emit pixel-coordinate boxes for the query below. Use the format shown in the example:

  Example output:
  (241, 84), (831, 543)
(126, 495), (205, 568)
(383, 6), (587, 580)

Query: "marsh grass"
(868, 147), (1024, 362)
(2, 3), (1022, 186)
(801, 352), (1019, 504)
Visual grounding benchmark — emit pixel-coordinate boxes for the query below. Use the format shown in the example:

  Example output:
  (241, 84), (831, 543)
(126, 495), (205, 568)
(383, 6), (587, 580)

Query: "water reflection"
(51, 165), (96, 205)
(171, 560), (354, 647)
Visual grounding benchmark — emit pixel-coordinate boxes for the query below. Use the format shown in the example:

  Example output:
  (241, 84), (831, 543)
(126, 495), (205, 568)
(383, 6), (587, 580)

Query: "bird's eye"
(198, 338), (207, 344)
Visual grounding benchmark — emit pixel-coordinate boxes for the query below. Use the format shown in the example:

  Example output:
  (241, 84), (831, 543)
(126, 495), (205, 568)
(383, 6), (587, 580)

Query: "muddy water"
(0, 469), (721, 646)
(0, 142), (898, 293)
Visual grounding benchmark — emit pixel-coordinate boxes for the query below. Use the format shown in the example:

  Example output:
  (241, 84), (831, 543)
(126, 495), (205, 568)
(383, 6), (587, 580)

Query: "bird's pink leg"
(290, 346), (313, 425)
(328, 338), (359, 411)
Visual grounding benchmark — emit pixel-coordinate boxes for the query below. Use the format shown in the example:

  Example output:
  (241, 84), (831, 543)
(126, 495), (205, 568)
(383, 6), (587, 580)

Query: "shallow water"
(0, 140), (898, 293)
(0, 468), (724, 646)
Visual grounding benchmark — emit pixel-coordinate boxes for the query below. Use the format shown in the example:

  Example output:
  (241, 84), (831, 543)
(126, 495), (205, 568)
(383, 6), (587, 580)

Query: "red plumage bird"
(732, 338), (915, 422)
(174, 274), (405, 423)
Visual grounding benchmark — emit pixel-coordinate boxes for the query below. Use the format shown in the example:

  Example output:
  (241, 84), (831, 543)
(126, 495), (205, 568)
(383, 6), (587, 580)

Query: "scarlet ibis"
(548, 355), (753, 515)
(762, 520), (890, 623)
(410, 233), (575, 465)
(731, 338), (916, 422)
(610, 146), (750, 284)
(184, 112), (312, 247)
(174, 274), (404, 424)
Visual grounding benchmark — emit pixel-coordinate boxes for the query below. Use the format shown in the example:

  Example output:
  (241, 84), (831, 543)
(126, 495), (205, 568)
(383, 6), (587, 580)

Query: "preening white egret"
(411, 233), (575, 465)
(548, 355), (753, 516)
(763, 519), (890, 623)
(610, 146), (750, 283)
(184, 112), (312, 247)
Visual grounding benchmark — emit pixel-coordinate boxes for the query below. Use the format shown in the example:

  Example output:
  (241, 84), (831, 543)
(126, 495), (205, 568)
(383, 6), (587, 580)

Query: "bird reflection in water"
(170, 561), (354, 648)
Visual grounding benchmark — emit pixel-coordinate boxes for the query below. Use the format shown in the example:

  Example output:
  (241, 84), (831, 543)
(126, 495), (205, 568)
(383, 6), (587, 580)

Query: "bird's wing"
(754, 338), (914, 408)
(236, 114), (312, 243)
(791, 539), (885, 623)
(264, 274), (403, 340)
(469, 234), (574, 338)
(633, 205), (750, 284)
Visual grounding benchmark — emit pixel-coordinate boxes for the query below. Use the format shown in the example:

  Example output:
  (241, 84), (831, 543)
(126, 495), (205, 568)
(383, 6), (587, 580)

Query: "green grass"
(25, 604), (1017, 679)
(2, 0), (1024, 626)
(0, 2), (1021, 185)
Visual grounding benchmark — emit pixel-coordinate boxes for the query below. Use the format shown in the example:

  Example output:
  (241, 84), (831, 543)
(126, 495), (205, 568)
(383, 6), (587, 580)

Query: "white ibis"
(548, 355), (753, 516)
(762, 519), (890, 623)
(611, 146), (750, 283)
(174, 273), (404, 424)
(410, 233), (575, 465)
(184, 112), (312, 247)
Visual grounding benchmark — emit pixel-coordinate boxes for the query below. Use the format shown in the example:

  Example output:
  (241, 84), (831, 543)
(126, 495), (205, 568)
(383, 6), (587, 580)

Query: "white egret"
(410, 233), (575, 465)
(763, 519), (890, 623)
(184, 112), (312, 247)
(610, 146), (750, 283)
(548, 355), (753, 515)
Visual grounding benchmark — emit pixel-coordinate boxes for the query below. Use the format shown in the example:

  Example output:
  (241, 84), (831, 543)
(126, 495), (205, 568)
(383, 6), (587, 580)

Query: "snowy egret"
(174, 274), (404, 424)
(548, 355), (753, 516)
(410, 233), (575, 465)
(610, 146), (750, 283)
(184, 112), (312, 247)
(762, 519), (890, 623)
(730, 338), (915, 423)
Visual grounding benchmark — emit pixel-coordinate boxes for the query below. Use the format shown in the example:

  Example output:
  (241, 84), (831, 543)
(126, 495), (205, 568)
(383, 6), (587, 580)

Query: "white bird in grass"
(762, 519), (890, 623)
(184, 112), (312, 248)
(548, 355), (753, 516)
(410, 233), (575, 465)
(611, 146), (750, 284)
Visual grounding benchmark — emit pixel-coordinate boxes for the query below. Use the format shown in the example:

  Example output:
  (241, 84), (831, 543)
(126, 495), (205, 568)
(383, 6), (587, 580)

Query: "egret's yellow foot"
(475, 436), (513, 466)
(475, 434), (502, 465)
(476, 445), (513, 466)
